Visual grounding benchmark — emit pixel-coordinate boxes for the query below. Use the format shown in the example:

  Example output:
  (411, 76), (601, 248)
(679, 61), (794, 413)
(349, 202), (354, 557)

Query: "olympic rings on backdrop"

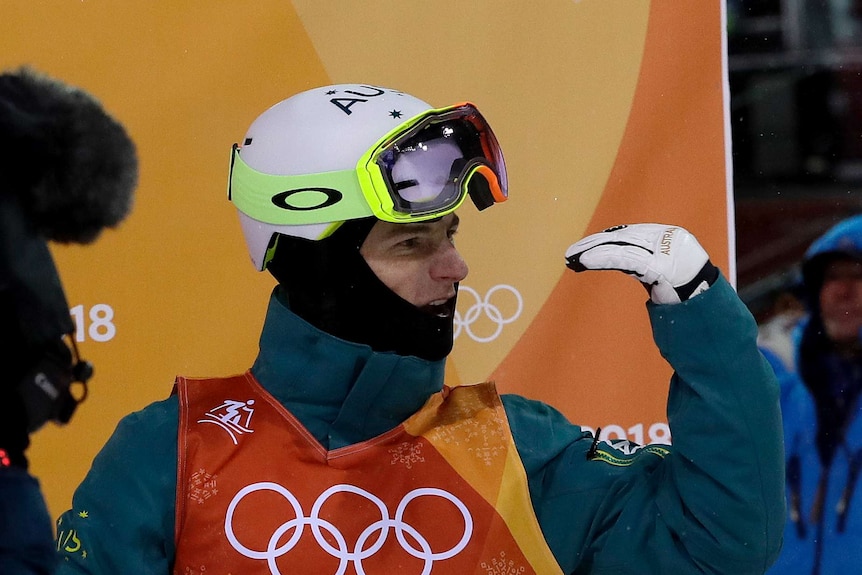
(454, 284), (523, 343)
(225, 482), (473, 575)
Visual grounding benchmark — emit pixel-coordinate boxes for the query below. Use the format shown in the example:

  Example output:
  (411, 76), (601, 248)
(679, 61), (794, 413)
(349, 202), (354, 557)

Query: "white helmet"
(228, 84), (507, 270)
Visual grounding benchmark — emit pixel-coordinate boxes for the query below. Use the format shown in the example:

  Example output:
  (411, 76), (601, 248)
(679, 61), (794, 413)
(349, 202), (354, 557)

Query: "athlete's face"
(819, 258), (862, 344)
(359, 213), (468, 317)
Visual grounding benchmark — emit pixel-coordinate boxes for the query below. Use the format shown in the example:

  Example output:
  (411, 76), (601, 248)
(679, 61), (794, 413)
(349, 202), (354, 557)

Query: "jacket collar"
(250, 288), (446, 450)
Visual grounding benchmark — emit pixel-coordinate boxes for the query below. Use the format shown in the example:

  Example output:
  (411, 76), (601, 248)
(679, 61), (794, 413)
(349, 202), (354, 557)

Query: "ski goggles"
(228, 102), (508, 228)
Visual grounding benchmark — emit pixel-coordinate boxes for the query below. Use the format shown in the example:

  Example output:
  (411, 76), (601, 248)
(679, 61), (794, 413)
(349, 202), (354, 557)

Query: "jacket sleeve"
(506, 274), (785, 574)
(54, 397), (178, 574)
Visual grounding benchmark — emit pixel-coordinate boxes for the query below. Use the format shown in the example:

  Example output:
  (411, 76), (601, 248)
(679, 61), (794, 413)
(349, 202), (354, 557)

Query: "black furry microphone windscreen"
(0, 66), (138, 244)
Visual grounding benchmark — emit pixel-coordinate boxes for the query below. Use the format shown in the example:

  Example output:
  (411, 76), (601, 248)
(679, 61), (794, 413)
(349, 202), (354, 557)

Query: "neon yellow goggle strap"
(228, 144), (375, 226)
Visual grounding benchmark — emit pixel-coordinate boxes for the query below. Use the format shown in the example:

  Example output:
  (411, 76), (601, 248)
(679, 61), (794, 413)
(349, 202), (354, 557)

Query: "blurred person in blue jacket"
(767, 214), (862, 574)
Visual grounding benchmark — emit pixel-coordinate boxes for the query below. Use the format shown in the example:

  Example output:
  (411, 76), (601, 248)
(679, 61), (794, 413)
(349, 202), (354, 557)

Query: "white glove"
(565, 224), (719, 304)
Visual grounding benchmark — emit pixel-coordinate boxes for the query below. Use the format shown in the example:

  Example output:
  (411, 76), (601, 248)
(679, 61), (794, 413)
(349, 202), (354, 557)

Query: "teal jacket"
(55, 275), (784, 574)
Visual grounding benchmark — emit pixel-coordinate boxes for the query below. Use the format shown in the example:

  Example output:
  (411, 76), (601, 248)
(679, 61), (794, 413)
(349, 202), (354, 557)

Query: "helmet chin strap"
(267, 218), (455, 362)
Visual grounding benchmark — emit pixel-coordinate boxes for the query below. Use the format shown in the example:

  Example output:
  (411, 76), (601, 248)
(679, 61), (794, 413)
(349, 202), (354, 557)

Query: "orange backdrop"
(1, 1), (733, 520)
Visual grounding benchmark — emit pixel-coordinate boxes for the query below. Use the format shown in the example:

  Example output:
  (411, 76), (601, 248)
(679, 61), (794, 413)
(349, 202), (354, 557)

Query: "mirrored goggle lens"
(374, 108), (507, 217)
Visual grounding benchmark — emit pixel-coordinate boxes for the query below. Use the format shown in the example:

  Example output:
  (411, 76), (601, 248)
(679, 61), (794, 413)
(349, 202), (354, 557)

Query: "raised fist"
(565, 224), (719, 304)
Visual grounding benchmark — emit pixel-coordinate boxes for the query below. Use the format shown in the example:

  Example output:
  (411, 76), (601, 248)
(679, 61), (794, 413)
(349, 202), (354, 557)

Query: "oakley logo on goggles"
(228, 103), (508, 227)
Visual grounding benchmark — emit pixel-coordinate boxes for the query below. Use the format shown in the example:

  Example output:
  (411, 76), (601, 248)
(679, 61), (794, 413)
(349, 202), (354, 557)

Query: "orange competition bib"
(174, 372), (562, 575)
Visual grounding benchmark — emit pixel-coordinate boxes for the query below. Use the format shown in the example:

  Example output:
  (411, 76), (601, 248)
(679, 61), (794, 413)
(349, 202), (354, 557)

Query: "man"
(55, 84), (783, 574)
(766, 214), (862, 574)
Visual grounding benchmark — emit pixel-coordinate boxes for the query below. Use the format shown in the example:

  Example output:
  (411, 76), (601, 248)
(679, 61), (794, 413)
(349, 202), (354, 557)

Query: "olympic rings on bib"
(225, 482), (474, 575)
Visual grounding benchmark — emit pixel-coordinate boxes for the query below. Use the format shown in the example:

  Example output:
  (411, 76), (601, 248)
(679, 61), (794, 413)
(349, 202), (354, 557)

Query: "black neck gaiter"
(266, 219), (456, 361)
